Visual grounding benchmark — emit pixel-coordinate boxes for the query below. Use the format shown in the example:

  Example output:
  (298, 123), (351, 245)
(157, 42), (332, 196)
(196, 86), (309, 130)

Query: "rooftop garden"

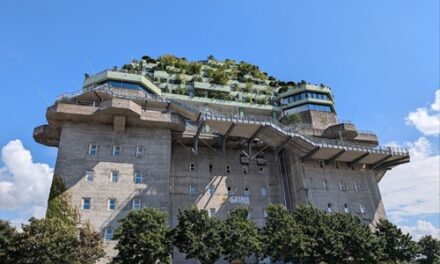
(118, 54), (330, 105)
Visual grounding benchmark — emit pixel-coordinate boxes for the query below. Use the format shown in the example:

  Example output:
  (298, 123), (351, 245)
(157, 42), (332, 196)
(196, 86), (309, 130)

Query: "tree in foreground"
(173, 206), (223, 264)
(0, 220), (17, 264)
(11, 217), (104, 264)
(375, 219), (419, 263)
(222, 207), (262, 264)
(261, 204), (314, 263)
(417, 235), (440, 264)
(112, 208), (172, 264)
(293, 205), (382, 263)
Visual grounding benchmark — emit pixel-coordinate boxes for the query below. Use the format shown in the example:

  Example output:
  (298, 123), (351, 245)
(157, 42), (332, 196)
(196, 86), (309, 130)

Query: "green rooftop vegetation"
(118, 54), (332, 106)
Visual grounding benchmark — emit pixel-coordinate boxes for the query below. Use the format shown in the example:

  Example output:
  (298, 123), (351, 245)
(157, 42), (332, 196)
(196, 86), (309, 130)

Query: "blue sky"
(0, 0), (438, 238)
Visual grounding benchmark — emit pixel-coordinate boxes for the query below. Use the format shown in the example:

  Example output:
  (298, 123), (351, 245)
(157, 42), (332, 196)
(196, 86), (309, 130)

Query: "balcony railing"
(55, 84), (409, 156)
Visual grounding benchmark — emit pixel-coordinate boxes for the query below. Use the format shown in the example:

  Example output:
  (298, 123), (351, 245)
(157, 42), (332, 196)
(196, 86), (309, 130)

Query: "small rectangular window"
(242, 166), (248, 174)
(88, 144), (97, 155)
(82, 198), (91, 210)
(132, 198), (141, 210)
(263, 209), (268, 218)
(112, 145), (121, 156)
(359, 204), (365, 214)
(135, 146), (144, 157)
(85, 170), (94, 182)
(227, 186), (233, 196)
(258, 167), (264, 174)
(189, 163), (196, 171)
(208, 208), (216, 217)
(134, 171), (142, 184)
(104, 228), (113, 240)
(344, 203), (349, 213)
(354, 181), (359, 192)
(208, 185), (215, 195)
(108, 198), (116, 210)
(339, 181), (346, 191)
(322, 180), (328, 190)
(327, 203), (332, 213)
(111, 171), (119, 183)
(208, 164), (214, 172)
(189, 184), (196, 195)
(260, 187), (267, 197)
(225, 165), (231, 174)
(244, 187), (250, 196)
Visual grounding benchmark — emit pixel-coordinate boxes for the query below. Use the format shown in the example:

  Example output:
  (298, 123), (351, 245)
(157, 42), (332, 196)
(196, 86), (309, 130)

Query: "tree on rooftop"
(375, 219), (418, 263)
(417, 235), (440, 264)
(112, 208), (172, 264)
(173, 206), (224, 264)
(222, 207), (262, 264)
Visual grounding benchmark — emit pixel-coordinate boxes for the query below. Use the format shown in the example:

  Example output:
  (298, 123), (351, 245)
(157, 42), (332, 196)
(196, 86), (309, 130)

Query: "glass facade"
(104, 80), (146, 91)
(280, 91), (330, 106)
(283, 103), (332, 115)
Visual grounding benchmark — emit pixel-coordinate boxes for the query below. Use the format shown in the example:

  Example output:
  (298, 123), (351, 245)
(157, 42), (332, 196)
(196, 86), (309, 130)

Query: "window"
(112, 145), (121, 156)
(327, 203), (332, 213)
(242, 166), (248, 174)
(189, 163), (196, 171)
(135, 146), (145, 157)
(208, 208), (216, 217)
(134, 171), (142, 184)
(189, 184), (196, 195)
(82, 198), (91, 210)
(208, 185), (215, 195)
(104, 227), (113, 240)
(85, 170), (94, 182)
(359, 204), (365, 214)
(227, 186), (233, 196)
(338, 181), (346, 191)
(258, 167), (264, 174)
(132, 198), (141, 210)
(354, 181), (359, 192)
(225, 165), (231, 174)
(88, 144), (97, 155)
(208, 164), (214, 172)
(322, 180), (328, 190)
(263, 209), (268, 218)
(244, 187), (250, 196)
(111, 171), (119, 183)
(344, 203), (350, 213)
(108, 198), (116, 210)
(260, 187), (267, 197)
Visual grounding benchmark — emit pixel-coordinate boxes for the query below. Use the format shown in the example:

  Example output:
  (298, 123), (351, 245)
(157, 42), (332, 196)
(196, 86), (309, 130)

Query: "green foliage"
(188, 63), (202, 75)
(211, 69), (229, 85)
(222, 207), (262, 263)
(262, 205), (313, 263)
(375, 219), (419, 262)
(46, 175), (78, 226)
(173, 206), (224, 264)
(293, 205), (382, 263)
(113, 208), (172, 264)
(418, 235), (440, 264)
(9, 217), (104, 264)
(0, 220), (17, 264)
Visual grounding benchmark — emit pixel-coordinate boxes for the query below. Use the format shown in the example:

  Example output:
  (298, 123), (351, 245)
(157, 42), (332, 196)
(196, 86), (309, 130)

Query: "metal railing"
(55, 85), (409, 156)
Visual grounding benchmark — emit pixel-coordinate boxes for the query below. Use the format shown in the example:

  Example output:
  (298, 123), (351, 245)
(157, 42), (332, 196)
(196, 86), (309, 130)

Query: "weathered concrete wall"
(283, 149), (386, 223)
(54, 122), (172, 261)
(170, 145), (283, 264)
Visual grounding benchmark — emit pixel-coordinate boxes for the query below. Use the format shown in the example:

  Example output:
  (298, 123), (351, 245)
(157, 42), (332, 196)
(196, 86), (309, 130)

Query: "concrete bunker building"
(34, 56), (409, 263)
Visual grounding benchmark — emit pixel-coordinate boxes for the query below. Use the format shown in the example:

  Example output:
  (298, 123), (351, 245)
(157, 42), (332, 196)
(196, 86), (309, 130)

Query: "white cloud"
(431, 90), (440, 111)
(380, 137), (439, 222)
(401, 220), (440, 241)
(0, 140), (53, 223)
(405, 89), (440, 136)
